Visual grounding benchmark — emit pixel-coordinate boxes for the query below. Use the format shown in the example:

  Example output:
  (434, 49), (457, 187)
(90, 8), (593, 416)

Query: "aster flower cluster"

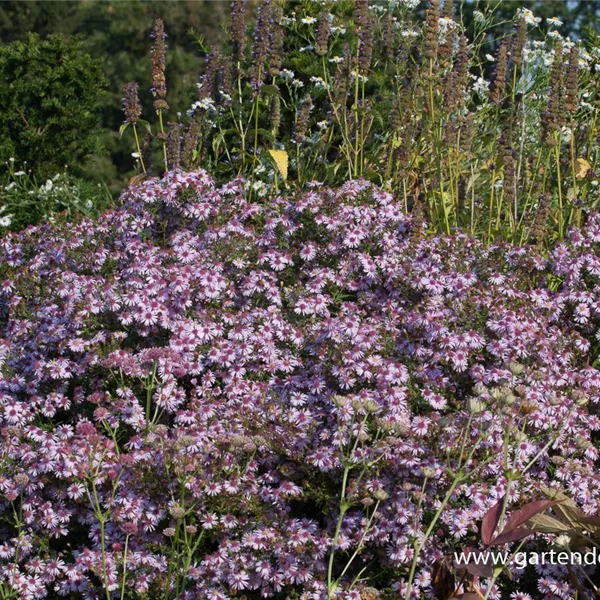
(1, 172), (600, 599)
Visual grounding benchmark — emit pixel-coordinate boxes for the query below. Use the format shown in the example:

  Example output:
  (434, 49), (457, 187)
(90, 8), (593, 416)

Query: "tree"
(0, 33), (107, 178)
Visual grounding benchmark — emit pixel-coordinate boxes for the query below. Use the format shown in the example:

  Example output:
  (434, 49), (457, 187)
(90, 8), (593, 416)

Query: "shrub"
(1, 170), (599, 599)
(0, 33), (107, 179)
(0, 160), (113, 234)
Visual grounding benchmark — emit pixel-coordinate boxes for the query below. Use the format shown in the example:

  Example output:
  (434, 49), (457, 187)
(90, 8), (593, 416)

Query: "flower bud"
(372, 489), (389, 501)
(467, 397), (486, 414)
(169, 506), (185, 520)
(422, 467), (436, 478)
(509, 362), (524, 376)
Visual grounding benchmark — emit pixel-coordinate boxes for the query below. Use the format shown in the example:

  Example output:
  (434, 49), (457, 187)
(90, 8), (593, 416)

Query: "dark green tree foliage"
(0, 33), (107, 178)
(0, 1), (76, 41)
(0, 1), (228, 186)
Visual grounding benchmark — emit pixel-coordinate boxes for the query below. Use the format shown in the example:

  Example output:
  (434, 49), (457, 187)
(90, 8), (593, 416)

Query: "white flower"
(299, 45), (314, 52)
(330, 26), (346, 35)
(14, 171), (25, 176)
(188, 97), (217, 118)
(473, 10), (485, 24)
(546, 16), (563, 27)
(310, 76), (329, 91)
(517, 8), (541, 26)
(4, 182), (15, 191)
(472, 76), (490, 97)
(400, 29), (419, 38)
(132, 152), (140, 159)
(485, 54), (495, 62)
(328, 56), (343, 64)
(560, 126), (572, 144)
(397, 0), (420, 8)
(8, 157), (14, 163)
(438, 17), (456, 35)
(350, 71), (369, 83)
(280, 69), (295, 80)
(0, 215), (12, 227)
(291, 79), (305, 89)
(548, 30), (563, 41)
(316, 120), (329, 130)
(301, 17), (317, 25)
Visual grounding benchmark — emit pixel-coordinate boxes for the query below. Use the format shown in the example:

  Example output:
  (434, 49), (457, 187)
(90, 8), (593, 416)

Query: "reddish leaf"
(489, 527), (536, 546)
(481, 496), (505, 545)
(502, 500), (556, 533)
(453, 548), (496, 579)
(466, 562), (495, 578)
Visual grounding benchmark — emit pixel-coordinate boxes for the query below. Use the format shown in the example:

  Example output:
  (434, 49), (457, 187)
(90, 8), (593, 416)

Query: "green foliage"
(0, 1), (229, 190)
(0, 160), (113, 234)
(0, 33), (107, 179)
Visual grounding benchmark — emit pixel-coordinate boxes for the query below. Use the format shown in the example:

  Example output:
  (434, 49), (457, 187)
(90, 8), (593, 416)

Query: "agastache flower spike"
(230, 0), (247, 66)
(491, 38), (510, 105)
(268, 2), (284, 76)
(251, 0), (272, 93)
(150, 18), (169, 113)
(122, 82), (142, 124)
(565, 45), (579, 112)
(424, 0), (440, 63)
(315, 12), (332, 57)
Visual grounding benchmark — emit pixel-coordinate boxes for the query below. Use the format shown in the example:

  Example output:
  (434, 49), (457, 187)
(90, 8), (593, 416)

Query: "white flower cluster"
(517, 8), (541, 26)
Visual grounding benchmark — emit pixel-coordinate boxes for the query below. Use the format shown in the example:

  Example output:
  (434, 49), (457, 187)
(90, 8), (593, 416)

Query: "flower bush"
(0, 160), (113, 235)
(1, 170), (600, 599)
